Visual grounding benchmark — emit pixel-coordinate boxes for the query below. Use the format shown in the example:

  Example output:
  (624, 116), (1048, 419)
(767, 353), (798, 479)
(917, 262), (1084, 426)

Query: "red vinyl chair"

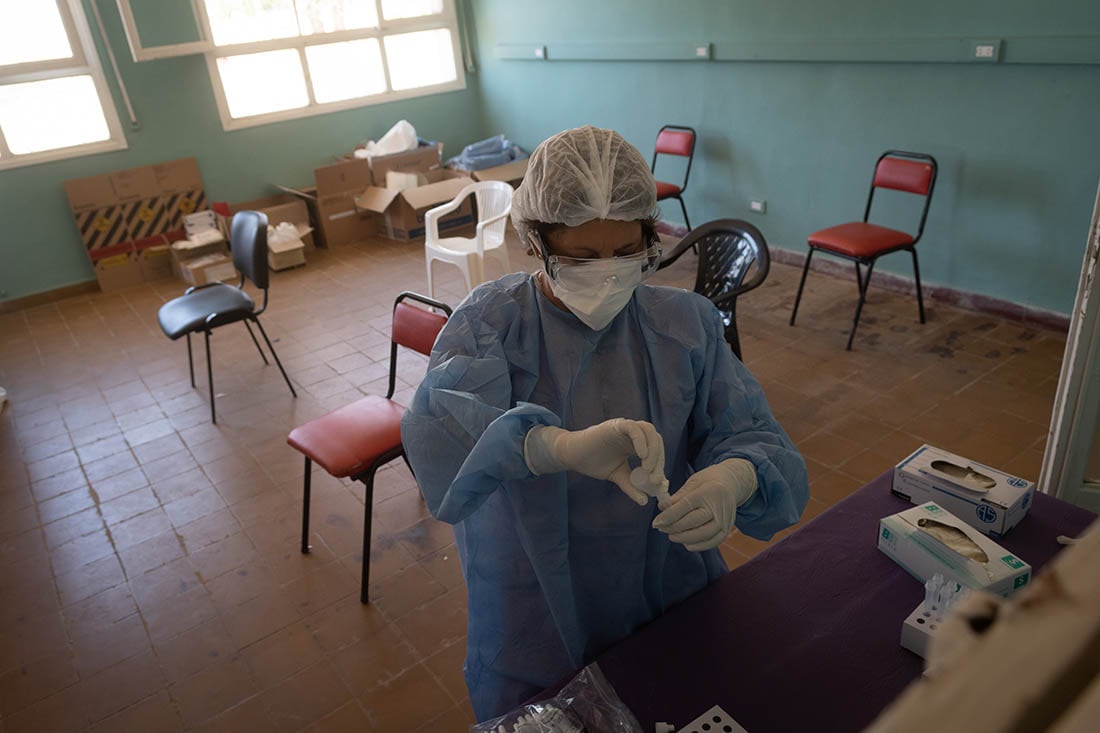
(287, 291), (451, 603)
(651, 125), (697, 230)
(789, 150), (938, 350)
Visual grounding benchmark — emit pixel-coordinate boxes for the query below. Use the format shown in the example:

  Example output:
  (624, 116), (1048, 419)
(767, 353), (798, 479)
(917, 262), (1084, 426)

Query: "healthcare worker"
(401, 126), (808, 720)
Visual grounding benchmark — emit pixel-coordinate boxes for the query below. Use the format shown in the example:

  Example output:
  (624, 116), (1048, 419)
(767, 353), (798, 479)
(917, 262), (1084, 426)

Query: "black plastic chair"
(157, 211), (296, 423)
(657, 219), (771, 360)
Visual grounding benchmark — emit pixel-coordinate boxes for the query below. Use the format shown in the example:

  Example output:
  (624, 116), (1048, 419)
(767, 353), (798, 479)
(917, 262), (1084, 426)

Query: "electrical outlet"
(969, 38), (1001, 62)
(533, 46), (545, 59)
(750, 199), (766, 214)
(695, 44), (710, 59)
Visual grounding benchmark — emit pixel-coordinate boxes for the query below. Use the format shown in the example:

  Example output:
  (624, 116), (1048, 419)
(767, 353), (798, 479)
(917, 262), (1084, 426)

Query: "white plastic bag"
(354, 119), (418, 159)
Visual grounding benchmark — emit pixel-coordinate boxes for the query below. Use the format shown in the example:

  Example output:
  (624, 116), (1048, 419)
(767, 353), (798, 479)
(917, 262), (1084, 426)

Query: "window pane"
(216, 49), (308, 118)
(383, 29), (456, 91)
(0, 76), (109, 153)
(295, 0), (377, 35)
(203, 0), (299, 46)
(0, 0), (73, 65)
(380, 0), (443, 20)
(305, 40), (386, 103)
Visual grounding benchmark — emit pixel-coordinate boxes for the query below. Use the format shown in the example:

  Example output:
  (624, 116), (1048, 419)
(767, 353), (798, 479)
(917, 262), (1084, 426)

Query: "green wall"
(3, 1), (1099, 315)
(471, 0), (1100, 315)
(0, 0), (486, 302)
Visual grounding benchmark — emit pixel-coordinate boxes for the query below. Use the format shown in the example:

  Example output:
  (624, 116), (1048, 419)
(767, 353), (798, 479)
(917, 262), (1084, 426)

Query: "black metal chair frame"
(169, 211), (296, 423)
(658, 218), (771, 360)
(651, 124), (697, 231)
(789, 150), (938, 350)
(299, 291), (452, 604)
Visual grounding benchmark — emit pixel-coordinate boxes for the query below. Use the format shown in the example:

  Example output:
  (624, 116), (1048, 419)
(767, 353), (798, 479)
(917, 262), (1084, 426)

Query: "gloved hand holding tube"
(524, 418), (665, 506)
(651, 458), (758, 551)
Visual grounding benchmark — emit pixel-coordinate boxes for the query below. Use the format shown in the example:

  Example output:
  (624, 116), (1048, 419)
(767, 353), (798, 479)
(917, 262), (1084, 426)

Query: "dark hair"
(525, 216), (660, 258)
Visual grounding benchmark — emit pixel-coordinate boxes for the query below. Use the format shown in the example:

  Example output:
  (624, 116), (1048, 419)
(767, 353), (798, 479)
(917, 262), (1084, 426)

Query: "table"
(589, 472), (1097, 732)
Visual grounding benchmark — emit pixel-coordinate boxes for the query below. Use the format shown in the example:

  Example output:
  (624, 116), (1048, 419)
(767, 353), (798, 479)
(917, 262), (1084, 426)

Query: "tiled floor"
(0, 227), (1066, 732)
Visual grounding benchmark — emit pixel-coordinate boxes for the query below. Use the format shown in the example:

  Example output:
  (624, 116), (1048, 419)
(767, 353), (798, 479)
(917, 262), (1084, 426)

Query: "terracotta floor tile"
(222, 587), (304, 649)
(0, 650), (78, 717)
(393, 589), (467, 659)
(153, 616), (238, 684)
(89, 689), (183, 733)
(357, 663), (454, 733)
(418, 545), (465, 592)
(282, 559), (359, 617)
(177, 509), (244, 554)
(301, 700), (379, 733)
(422, 639), (469, 704)
(260, 661), (353, 733)
(334, 623), (421, 695)
(99, 486), (159, 525)
(240, 621), (325, 689)
(2, 683), (87, 733)
(70, 613), (153, 678)
(414, 702), (477, 733)
(167, 653), (257, 727)
(139, 584), (219, 642)
(78, 651), (165, 723)
(54, 553), (126, 608)
(118, 531), (187, 578)
(369, 563), (447, 621)
(190, 693), (279, 733)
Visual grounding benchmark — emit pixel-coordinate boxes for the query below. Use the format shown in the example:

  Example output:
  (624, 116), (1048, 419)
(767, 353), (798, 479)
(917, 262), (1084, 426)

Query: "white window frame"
(0, 0), (128, 171)
(116, 0), (466, 132)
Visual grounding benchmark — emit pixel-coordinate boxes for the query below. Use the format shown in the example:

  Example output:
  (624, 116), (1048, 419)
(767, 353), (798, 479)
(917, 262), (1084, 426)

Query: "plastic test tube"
(631, 467), (671, 509)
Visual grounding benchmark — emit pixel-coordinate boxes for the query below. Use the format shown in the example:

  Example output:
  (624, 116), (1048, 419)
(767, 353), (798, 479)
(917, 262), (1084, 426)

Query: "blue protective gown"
(401, 273), (808, 720)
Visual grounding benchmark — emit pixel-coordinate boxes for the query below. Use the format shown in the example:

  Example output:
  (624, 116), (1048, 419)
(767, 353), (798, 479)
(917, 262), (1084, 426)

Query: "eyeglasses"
(530, 232), (663, 281)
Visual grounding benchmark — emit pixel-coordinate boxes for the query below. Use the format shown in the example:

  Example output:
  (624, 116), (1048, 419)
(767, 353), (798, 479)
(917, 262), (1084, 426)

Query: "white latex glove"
(524, 419), (665, 505)
(651, 458), (758, 551)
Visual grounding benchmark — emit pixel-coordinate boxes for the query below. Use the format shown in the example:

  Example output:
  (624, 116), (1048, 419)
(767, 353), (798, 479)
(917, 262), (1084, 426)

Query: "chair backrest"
(387, 291), (453, 399)
(688, 220), (770, 307)
(472, 181), (513, 245)
(656, 219), (769, 356)
(651, 125), (697, 191)
(230, 210), (269, 290)
(864, 150), (938, 243)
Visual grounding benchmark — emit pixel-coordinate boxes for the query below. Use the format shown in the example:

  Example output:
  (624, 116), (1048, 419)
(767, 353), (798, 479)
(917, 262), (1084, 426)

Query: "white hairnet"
(511, 126), (658, 241)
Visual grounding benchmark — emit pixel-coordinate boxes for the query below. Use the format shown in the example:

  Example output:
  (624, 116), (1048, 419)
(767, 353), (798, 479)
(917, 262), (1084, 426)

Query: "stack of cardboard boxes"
(63, 158), (208, 291)
(278, 142), (478, 248)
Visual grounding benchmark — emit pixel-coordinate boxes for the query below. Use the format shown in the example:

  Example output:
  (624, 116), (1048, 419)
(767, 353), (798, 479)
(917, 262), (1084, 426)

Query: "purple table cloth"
(586, 472), (1097, 732)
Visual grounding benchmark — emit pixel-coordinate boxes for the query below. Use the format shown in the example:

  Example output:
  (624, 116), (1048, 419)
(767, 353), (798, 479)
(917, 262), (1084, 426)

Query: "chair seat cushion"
(655, 181), (682, 199)
(157, 284), (254, 339)
(808, 222), (914, 258)
(287, 395), (405, 478)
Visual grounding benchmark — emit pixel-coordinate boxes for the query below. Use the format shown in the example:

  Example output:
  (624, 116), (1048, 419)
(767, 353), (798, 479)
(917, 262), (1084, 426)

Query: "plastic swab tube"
(631, 467), (671, 509)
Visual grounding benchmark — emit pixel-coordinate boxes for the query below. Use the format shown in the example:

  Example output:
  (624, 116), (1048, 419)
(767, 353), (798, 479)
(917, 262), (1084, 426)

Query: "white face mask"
(548, 255), (647, 330)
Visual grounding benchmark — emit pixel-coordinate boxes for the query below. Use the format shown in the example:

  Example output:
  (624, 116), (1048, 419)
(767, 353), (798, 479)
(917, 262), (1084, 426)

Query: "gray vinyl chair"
(157, 211), (296, 423)
(657, 219), (771, 360)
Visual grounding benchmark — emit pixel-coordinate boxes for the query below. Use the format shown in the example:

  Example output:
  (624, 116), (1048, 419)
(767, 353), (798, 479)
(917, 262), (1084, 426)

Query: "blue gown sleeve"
(688, 306), (810, 541)
(401, 285), (561, 524)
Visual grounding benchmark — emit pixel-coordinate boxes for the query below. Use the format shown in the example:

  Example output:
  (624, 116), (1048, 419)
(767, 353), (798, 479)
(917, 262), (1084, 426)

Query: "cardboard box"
(171, 239), (229, 279)
(64, 158), (207, 288)
(180, 254), (238, 288)
(892, 445), (1035, 538)
(215, 194), (315, 250)
(135, 235), (174, 281)
(365, 141), (443, 186)
(281, 158), (375, 248)
(267, 222), (310, 271)
(878, 502), (1031, 597)
(355, 169), (476, 241)
(89, 242), (144, 292)
(459, 157), (528, 188)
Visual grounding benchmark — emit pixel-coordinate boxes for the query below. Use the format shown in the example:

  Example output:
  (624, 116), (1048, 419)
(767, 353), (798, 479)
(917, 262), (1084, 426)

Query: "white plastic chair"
(424, 180), (513, 298)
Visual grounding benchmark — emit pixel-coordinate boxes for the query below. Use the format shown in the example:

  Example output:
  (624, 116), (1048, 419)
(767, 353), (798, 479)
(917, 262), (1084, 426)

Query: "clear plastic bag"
(470, 663), (642, 733)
